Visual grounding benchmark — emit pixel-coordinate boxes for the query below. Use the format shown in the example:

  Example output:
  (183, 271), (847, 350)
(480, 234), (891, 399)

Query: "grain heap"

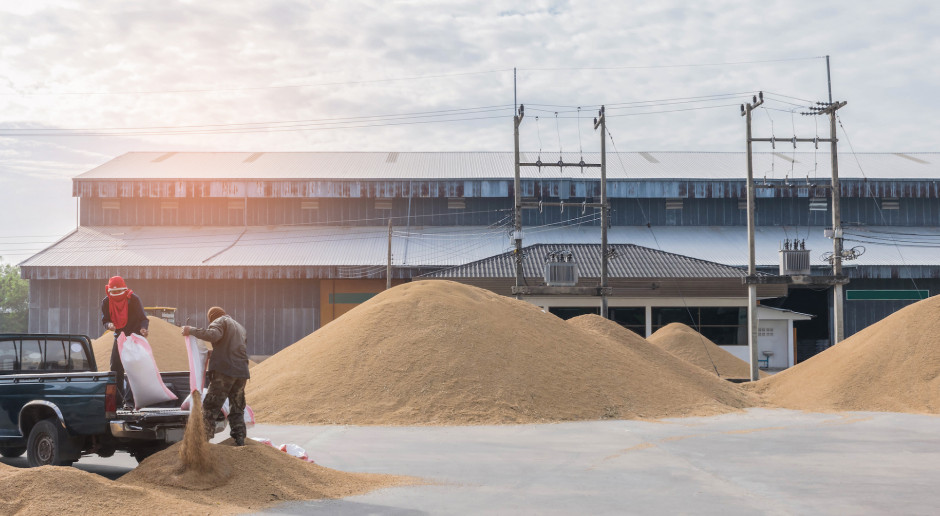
(0, 464), (206, 515)
(92, 316), (257, 372)
(749, 294), (940, 413)
(247, 281), (754, 425)
(647, 322), (764, 379)
(567, 315), (756, 406)
(121, 439), (411, 513)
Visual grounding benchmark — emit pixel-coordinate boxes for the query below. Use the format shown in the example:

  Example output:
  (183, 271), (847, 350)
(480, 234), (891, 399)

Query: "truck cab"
(0, 334), (199, 466)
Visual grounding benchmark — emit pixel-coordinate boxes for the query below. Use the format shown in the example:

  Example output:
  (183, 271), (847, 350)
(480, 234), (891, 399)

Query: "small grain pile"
(247, 281), (754, 425)
(0, 464), (207, 515)
(648, 322), (765, 379)
(92, 316), (257, 372)
(748, 294), (940, 413)
(121, 439), (412, 513)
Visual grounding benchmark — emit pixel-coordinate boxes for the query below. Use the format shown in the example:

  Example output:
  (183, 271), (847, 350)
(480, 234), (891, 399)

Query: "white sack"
(117, 333), (178, 409)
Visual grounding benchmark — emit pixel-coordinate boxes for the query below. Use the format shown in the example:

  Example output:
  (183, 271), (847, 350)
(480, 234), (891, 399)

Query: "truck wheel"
(0, 446), (26, 458)
(131, 444), (167, 464)
(26, 418), (74, 467)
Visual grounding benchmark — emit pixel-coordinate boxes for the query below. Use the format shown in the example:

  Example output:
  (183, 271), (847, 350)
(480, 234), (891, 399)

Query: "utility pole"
(807, 100), (849, 344)
(513, 104), (525, 299)
(825, 55), (832, 104)
(386, 218), (392, 290)
(742, 92), (764, 381)
(594, 106), (609, 318)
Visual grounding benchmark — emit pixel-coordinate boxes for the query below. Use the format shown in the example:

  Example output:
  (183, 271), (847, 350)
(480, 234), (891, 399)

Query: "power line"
(524, 56), (824, 71)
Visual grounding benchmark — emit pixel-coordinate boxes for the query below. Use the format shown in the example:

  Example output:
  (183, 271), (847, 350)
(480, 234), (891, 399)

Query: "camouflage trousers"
(202, 371), (248, 442)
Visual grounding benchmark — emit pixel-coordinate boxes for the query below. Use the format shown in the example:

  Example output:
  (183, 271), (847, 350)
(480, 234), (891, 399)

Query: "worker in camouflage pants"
(202, 371), (248, 443)
(182, 306), (251, 445)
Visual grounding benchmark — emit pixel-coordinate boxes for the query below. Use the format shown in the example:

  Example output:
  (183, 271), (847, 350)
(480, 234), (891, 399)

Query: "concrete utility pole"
(513, 104), (525, 299)
(742, 92), (764, 382)
(386, 218), (392, 290)
(807, 100), (849, 344)
(594, 107), (609, 318)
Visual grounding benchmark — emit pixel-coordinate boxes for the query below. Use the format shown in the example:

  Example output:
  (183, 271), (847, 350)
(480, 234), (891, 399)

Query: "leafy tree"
(0, 259), (28, 332)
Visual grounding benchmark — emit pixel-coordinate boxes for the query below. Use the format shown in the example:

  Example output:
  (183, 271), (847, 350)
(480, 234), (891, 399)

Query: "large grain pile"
(247, 281), (754, 425)
(648, 322), (765, 379)
(92, 316), (257, 372)
(748, 294), (940, 413)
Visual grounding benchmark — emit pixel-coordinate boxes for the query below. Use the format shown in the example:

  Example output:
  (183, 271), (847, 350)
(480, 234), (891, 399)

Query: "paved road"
(4, 409), (940, 515)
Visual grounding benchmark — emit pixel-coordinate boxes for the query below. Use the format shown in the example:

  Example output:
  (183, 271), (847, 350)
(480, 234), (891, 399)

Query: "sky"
(1, 0), (938, 262)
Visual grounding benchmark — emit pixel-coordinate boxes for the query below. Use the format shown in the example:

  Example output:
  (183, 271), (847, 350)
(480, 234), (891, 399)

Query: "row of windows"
(81, 196), (932, 227)
(548, 306), (748, 345)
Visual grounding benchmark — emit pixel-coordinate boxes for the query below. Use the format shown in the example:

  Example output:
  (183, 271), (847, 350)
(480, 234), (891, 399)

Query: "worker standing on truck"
(181, 306), (250, 446)
(100, 275), (149, 408)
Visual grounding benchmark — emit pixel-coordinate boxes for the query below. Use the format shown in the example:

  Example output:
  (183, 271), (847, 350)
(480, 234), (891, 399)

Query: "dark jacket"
(101, 293), (150, 337)
(190, 315), (250, 379)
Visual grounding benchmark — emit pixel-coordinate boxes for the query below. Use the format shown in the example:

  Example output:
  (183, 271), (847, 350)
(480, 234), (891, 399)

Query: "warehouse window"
(548, 307), (599, 320)
(375, 198), (393, 211)
(880, 198), (900, 210)
(665, 199), (684, 210)
(809, 198), (828, 211)
(447, 198), (466, 210)
(651, 306), (747, 345)
(608, 307), (645, 336)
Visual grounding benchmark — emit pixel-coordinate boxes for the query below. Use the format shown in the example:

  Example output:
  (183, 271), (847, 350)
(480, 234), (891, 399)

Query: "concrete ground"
(4, 408), (940, 515)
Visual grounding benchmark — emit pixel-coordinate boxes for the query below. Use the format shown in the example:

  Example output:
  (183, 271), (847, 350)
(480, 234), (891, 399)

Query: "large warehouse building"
(20, 151), (940, 363)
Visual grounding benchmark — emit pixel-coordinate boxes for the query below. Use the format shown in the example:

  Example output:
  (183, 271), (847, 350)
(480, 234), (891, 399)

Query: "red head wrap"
(106, 276), (134, 330)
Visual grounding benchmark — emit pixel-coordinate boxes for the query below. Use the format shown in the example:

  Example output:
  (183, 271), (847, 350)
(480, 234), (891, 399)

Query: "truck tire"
(26, 418), (74, 467)
(130, 443), (168, 464)
(0, 446), (26, 458)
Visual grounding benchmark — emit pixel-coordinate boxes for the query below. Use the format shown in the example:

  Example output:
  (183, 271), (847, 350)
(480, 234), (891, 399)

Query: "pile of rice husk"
(247, 280), (755, 425)
(647, 322), (766, 379)
(0, 464), (206, 515)
(0, 446), (409, 515)
(121, 439), (412, 513)
(748, 294), (940, 413)
(567, 315), (757, 403)
(92, 316), (257, 372)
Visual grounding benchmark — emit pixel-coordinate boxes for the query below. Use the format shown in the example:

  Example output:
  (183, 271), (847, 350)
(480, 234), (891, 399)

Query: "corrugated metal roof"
(74, 151), (940, 181)
(426, 243), (751, 279)
(19, 224), (940, 272)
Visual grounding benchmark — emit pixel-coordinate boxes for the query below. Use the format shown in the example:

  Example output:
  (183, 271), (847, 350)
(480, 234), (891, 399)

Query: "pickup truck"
(0, 333), (208, 467)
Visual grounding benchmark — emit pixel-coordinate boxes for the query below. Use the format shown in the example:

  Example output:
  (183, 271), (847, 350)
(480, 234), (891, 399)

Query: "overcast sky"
(1, 0), (937, 262)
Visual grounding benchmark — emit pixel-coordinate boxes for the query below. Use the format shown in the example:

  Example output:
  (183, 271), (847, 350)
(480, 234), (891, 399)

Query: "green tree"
(0, 260), (28, 332)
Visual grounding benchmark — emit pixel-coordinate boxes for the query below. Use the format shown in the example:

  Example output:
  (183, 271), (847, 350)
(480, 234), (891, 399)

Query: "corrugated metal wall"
(27, 278), (320, 356)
